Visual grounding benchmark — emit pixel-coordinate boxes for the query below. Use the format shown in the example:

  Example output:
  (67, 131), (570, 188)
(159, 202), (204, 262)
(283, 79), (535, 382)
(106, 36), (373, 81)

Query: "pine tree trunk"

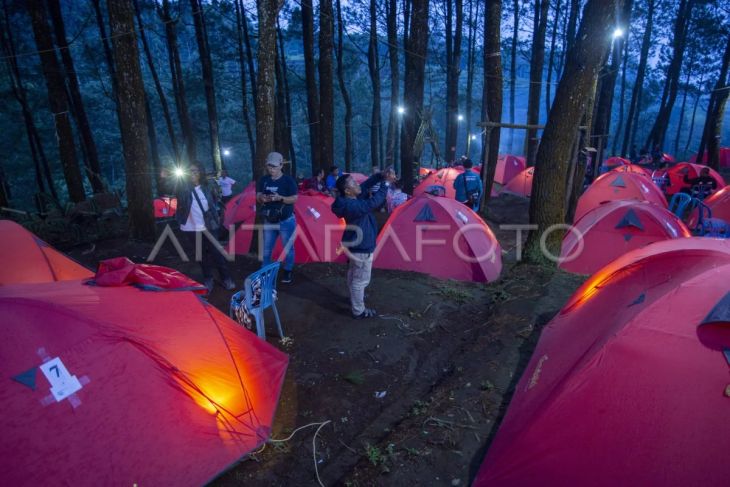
(524, 0), (619, 264)
(464, 0), (478, 156)
(566, 78), (599, 223)
(697, 34), (730, 169)
(445, 0), (463, 163)
(480, 0), (502, 210)
(190, 0), (222, 173)
(158, 0), (196, 165)
(367, 0), (382, 169)
(47, 0), (105, 193)
(277, 23), (297, 176)
(234, 0), (256, 162)
(524, 0), (550, 167)
(107, 0), (155, 240)
(385, 0), (400, 167)
(274, 44), (291, 164)
(508, 0), (518, 152)
(684, 73), (703, 154)
(673, 54), (694, 157)
(28, 0), (85, 203)
(400, 0), (430, 194)
(319, 0), (335, 170)
(545, 0), (563, 115)
(645, 0), (694, 150)
(621, 0), (653, 156)
(301, 0), (319, 172)
(611, 37), (630, 155)
(144, 95), (164, 192)
(254, 0), (281, 179)
(565, 0), (579, 54)
(133, 0), (179, 162)
(336, 0), (354, 171)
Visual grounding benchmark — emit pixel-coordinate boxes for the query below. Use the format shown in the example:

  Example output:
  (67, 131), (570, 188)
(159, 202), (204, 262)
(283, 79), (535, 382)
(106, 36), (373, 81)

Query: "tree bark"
(133, 0), (179, 162)
(336, 0), (354, 171)
(319, 0), (335, 169)
(367, 0), (382, 169)
(400, 0), (430, 194)
(673, 51), (694, 157)
(158, 0), (196, 165)
(28, 0), (85, 203)
(144, 94), (164, 192)
(385, 0), (400, 167)
(480, 0), (502, 211)
(464, 0), (479, 156)
(684, 73), (703, 154)
(254, 0), (282, 179)
(697, 34), (730, 169)
(611, 36), (630, 154)
(47, 0), (105, 193)
(108, 0), (155, 240)
(234, 0), (256, 161)
(565, 0), (579, 54)
(190, 0), (222, 173)
(277, 22), (296, 176)
(240, 0), (257, 108)
(445, 0), (464, 163)
(545, 0), (563, 115)
(621, 0), (653, 156)
(645, 0), (695, 150)
(524, 0), (550, 167)
(524, 0), (620, 263)
(301, 0), (320, 172)
(508, 0), (518, 152)
(274, 41), (291, 165)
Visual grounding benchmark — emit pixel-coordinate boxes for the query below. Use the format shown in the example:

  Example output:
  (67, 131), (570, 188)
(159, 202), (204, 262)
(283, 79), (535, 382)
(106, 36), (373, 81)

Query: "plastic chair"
(691, 183), (713, 201)
(651, 170), (670, 192)
(668, 192), (693, 219)
(229, 262), (284, 339)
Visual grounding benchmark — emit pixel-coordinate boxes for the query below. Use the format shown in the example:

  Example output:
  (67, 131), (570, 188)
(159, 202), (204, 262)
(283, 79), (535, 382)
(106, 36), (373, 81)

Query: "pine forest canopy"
(0, 0), (728, 243)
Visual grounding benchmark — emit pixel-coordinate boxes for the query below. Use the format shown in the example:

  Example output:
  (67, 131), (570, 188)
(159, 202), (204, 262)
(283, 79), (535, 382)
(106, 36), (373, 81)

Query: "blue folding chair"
(692, 201), (730, 238)
(668, 192), (693, 219)
(229, 262), (284, 339)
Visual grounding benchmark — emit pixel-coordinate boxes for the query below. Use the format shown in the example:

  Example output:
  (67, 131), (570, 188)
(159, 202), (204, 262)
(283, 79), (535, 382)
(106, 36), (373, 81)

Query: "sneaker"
(204, 278), (214, 294)
(353, 308), (377, 319)
(222, 278), (236, 291)
(281, 270), (293, 284)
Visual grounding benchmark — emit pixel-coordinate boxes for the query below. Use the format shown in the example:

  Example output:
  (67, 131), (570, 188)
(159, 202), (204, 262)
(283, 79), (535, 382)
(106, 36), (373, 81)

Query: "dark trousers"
(178, 229), (232, 281)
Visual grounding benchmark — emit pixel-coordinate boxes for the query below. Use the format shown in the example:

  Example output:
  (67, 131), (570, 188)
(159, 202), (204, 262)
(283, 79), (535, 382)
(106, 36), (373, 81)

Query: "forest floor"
(64, 194), (586, 486)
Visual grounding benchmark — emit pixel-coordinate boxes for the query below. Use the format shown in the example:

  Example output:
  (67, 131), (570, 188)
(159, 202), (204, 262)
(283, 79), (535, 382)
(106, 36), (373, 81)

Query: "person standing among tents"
(257, 152), (298, 284)
(453, 159), (483, 212)
(326, 166), (340, 195)
(216, 169), (236, 204)
(332, 167), (396, 319)
(175, 162), (236, 293)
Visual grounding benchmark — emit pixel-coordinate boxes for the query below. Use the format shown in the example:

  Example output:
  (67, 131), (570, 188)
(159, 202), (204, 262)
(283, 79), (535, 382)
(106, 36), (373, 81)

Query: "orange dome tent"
(559, 200), (690, 275)
(499, 167), (534, 197)
(475, 238), (730, 486)
(574, 171), (667, 222)
(0, 220), (93, 285)
(373, 193), (502, 282)
(494, 155), (526, 185)
(224, 182), (258, 255)
(609, 163), (650, 176)
(657, 162), (725, 196)
(413, 167), (468, 199)
(153, 196), (177, 218)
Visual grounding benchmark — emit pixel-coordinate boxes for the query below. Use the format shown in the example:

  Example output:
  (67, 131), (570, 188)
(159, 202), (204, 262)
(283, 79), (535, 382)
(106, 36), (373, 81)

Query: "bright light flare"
(397, 106), (405, 114)
(470, 134), (478, 141)
(173, 167), (186, 178)
(223, 149), (231, 157)
(612, 28), (624, 39)
(457, 114), (464, 121)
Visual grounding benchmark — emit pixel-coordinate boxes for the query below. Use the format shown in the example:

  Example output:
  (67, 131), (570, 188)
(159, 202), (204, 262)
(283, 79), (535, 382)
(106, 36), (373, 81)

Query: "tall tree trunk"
(158, 0), (196, 165)
(684, 73), (703, 154)
(464, 0), (478, 156)
(28, 0), (85, 203)
(400, 0), (430, 194)
(524, 0), (551, 166)
(567, 77), (599, 223)
(301, 0), (319, 172)
(556, 0), (569, 79)
(480, 0), (502, 210)
(274, 43), (291, 164)
(254, 0), (281, 179)
(673, 53), (694, 157)
(277, 22), (296, 176)
(108, 0), (154, 240)
(144, 95), (163, 192)
(524, 0), (620, 263)
(367, 0), (382, 168)
(621, 0), (653, 156)
(565, 0), (579, 54)
(133, 0), (179, 162)
(611, 36), (630, 154)
(385, 0), (400, 167)
(508, 0), (518, 152)
(234, 0), (256, 161)
(1, 2), (57, 200)
(336, 0), (353, 170)
(645, 0), (695, 150)
(47, 0), (105, 193)
(190, 0), (222, 173)
(697, 34), (730, 169)
(545, 0), (563, 115)
(319, 0), (335, 170)
(445, 0), (464, 163)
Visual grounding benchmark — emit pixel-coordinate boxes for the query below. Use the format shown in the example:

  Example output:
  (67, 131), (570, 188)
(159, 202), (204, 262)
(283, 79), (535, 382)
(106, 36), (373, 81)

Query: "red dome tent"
(153, 196), (178, 218)
(690, 148), (730, 167)
(373, 193), (502, 282)
(701, 185), (730, 222)
(494, 155), (526, 185)
(0, 220), (93, 285)
(574, 171), (667, 222)
(603, 156), (630, 170)
(350, 172), (369, 184)
(609, 163), (649, 176)
(414, 167), (467, 199)
(224, 183), (258, 255)
(475, 238), (730, 486)
(499, 167), (534, 197)
(559, 200), (690, 275)
(657, 162), (725, 196)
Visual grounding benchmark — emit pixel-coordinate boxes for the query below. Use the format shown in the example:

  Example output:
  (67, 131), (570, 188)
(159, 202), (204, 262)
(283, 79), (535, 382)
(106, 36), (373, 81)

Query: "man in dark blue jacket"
(332, 167), (396, 319)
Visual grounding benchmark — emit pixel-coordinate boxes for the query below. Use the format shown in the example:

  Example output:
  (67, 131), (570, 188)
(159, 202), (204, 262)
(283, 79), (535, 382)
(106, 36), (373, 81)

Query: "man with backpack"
(453, 159), (483, 212)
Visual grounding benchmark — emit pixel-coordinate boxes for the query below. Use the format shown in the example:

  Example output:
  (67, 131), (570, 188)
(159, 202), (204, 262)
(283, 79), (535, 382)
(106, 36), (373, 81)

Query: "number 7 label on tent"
(39, 357), (83, 402)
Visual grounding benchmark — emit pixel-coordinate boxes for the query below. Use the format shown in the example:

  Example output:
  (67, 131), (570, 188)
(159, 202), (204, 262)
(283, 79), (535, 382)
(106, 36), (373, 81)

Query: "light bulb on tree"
(223, 149), (231, 157)
(471, 134), (478, 141)
(457, 114), (464, 121)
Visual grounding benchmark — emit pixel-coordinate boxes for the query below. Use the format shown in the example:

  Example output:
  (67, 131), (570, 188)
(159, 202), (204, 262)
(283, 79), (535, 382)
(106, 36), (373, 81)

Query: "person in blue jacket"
(331, 167), (396, 319)
(453, 158), (483, 211)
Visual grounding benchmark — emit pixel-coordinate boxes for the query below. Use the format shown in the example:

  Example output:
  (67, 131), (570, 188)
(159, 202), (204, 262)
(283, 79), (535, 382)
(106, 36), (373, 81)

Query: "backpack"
(462, 173), (480, 207)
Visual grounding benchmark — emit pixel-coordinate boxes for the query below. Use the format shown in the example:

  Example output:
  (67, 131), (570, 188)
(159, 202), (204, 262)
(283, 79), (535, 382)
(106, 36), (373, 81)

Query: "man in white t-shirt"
(217, 169), (236, 203)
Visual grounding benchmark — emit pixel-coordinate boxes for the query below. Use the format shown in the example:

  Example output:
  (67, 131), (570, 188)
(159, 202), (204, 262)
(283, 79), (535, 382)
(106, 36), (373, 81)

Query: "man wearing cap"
(256, 152), (298, 283)
(332, 167), (397, 319)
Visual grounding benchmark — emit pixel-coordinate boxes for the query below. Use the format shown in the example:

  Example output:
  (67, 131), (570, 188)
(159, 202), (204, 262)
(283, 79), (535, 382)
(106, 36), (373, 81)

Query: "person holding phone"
(256, 152), (298, 283)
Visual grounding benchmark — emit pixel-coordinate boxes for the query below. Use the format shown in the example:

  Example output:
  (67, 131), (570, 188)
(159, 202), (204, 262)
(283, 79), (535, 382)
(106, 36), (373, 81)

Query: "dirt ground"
(64, 194), (586, 486)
